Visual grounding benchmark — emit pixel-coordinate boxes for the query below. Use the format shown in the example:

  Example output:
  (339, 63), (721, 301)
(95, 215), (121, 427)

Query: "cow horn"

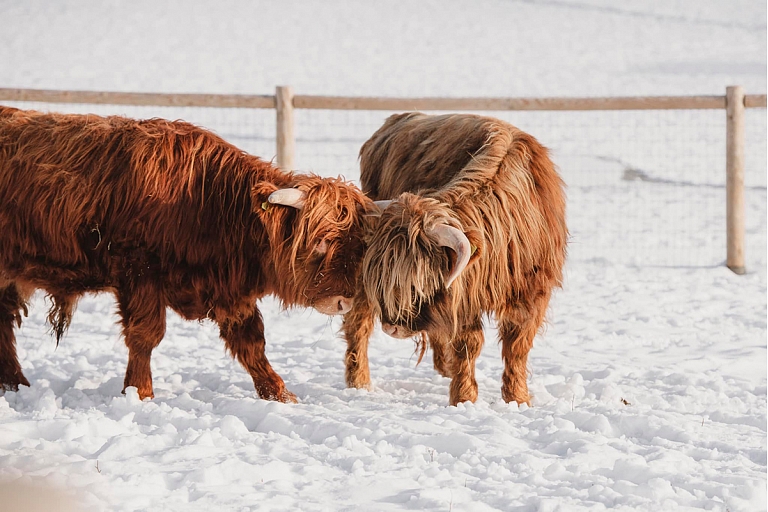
(430, 224), (472, 288)
(365, 199), (394, 217)
(268, 188), (307, 209)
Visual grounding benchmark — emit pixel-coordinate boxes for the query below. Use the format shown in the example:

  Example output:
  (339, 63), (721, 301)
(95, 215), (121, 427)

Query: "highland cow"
(0, 106), (374, 403)
(343, 112), (567, 406)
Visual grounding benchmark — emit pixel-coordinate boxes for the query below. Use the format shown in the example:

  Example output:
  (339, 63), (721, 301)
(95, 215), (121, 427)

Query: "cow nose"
(382, 323), (399, 337)
(312, 295), (353, 316)
(336, 297), (353, 315)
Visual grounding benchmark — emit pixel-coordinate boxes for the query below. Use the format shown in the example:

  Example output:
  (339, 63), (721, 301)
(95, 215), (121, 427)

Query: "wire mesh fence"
(294, 107), (767, 269)
(4, 99), (766, 271)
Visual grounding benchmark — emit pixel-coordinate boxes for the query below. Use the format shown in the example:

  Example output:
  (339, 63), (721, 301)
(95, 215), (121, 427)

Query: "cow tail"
(46, 295), (77, 347)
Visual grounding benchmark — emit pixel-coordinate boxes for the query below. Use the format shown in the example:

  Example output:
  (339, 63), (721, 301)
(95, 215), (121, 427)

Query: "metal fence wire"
(4, 99), (766, 271)
(294, 107), (766, 270)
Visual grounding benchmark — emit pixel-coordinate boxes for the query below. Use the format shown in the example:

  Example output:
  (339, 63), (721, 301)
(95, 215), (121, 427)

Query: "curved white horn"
(268, 188), (307, 209)
(430, 224), (472, 288)
(366, 199), (395, 217)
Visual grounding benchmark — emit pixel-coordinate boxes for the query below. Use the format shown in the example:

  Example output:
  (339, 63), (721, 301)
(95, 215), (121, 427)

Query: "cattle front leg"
(220, 309), (297, 403)
(342, 292), (374, 389)
(117, 281), (166, 400)
(448, 322), (484, 406)
(0, 283), (31, 391)
(429, 332), (453, 378)
(498, 294), (550, 406)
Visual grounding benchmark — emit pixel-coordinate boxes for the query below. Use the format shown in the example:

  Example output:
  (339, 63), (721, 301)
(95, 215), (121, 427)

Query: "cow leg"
(219, 309), (297, 403)
(342, 292), (374, 389)
(0, 283), (31, 391)
(498, 293), (550, 406)
(116, 281), (166, 400)
(430, 332), (453, 378)
(448, 321), (484, 406)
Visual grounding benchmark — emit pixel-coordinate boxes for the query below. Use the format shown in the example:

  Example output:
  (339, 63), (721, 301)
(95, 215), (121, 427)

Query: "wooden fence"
(0, 86), (765, 274)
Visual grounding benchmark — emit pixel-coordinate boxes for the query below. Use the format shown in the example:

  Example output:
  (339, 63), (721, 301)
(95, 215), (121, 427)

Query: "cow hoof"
(121, 385), (154, 400)
(449, 388), (479, 406)
(345, 374), (372, 390)
(1, 383), (20, 393)
(0, 376), (30, 393)
(257, 387), (299, 403)
(501, 387), (530, 407)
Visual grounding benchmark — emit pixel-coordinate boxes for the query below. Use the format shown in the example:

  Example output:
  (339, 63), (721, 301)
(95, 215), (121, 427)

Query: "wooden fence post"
(276, 86), (295, 170)
(725, 85), (746, 274)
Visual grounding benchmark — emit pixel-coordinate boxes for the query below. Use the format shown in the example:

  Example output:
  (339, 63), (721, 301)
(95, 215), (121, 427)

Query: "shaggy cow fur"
(0, 106), (374, 403)
(343, 112), (567, 406)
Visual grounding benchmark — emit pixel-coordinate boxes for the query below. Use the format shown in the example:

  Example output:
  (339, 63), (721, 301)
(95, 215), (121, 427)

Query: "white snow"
(0, 1), (766, 511)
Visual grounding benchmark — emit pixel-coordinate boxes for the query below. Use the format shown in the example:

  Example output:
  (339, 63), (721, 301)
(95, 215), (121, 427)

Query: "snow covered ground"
(0, 1), (766, 511)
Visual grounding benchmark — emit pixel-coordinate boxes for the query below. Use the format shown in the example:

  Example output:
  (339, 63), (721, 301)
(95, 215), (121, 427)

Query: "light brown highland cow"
(344, 112), (567, 406)
(0, 106), (375, 403)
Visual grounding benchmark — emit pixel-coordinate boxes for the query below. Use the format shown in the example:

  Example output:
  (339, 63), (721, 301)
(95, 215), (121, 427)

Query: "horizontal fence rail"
(0, 88), (276, 109)
(295, 95), (749, 111)
(1, 87), (765, 111)
(0, 86), (765, 273)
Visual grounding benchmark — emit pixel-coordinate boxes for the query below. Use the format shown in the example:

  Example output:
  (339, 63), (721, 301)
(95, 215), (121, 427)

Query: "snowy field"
(0, 1), (766, 511)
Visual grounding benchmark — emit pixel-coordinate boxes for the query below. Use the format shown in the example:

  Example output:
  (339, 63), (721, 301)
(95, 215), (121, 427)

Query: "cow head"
(362, 193), (482, 338)
(260, 175), (377, 316)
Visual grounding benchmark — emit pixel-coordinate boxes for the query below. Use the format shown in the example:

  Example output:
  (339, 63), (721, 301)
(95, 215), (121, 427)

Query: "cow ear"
(312, 238), (329, 255)
(464, 228), (483, 266)
(251, 182), (278, 211)
(362, 199), (393, 217)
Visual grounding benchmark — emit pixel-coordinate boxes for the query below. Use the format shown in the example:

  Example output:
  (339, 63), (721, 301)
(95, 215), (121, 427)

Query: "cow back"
(359, 113), (497, 200)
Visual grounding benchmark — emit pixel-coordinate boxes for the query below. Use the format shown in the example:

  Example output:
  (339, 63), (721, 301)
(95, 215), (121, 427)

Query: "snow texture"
(0, 1), (766, 511)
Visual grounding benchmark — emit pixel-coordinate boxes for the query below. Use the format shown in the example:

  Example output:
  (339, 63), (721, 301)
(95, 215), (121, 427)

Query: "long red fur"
(343, 112), (567, 406)
(0, 105), (373, 402)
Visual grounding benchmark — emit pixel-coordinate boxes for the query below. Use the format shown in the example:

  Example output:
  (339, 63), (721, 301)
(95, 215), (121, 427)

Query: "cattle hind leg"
(0, 283), (31, 391)
(498, 293), (551, 406)
(117, 281), (166, 400)
(220, 308), (298, 403)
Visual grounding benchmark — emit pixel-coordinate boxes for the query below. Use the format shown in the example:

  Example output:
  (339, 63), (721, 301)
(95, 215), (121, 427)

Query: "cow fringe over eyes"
(361, 113), (567, 333)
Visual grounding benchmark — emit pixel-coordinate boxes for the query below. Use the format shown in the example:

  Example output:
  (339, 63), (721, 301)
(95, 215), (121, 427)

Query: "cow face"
(266, 176), (376, 316)
(362, 193), (480, 338)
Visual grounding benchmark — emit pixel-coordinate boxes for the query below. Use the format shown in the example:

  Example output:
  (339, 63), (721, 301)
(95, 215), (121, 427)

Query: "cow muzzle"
(312, 295), (353, 316)
(381, 322), (414, 339)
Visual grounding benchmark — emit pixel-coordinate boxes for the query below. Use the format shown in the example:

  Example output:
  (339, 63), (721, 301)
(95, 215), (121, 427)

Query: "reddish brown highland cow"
(344, 112), (567, 406)
(0, 106), (375, 403)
